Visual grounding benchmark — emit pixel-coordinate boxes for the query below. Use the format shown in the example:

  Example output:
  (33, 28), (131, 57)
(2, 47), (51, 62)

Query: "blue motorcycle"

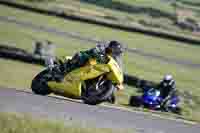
(129, 88), (181, 114)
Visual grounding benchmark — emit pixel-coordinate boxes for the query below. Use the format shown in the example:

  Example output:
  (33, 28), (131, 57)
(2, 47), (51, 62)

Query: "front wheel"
(31, 69), (52, 95)
(129, 96), (141, 107)
(107, 93), (116, 104)
(82, 78), (115, 105)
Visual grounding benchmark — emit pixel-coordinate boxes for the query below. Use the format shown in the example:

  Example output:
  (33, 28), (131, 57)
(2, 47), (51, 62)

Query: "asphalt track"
(0, 87), (200, 133)
(0, 15), (200, 69)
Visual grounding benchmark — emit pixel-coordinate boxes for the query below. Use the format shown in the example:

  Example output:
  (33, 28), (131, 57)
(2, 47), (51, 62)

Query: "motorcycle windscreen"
(143, 89), (160, 105)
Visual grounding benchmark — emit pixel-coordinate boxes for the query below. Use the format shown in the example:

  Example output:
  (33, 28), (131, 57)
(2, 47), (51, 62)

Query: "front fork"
(45, 56), (56, 71)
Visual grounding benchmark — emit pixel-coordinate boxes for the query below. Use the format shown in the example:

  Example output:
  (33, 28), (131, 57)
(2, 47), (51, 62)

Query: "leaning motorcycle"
(129, 88), (182, 114)
(31, 55), (123, 105)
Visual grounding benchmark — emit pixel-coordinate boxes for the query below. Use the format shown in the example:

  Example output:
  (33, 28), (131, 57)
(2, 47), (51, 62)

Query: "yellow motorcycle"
(31, 55), (123, 105)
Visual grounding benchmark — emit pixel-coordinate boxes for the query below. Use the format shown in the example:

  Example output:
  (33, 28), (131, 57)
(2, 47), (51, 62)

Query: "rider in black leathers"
(157, 74), (176, 107)
(69, 40), (123, 71)
(51, 40), (124, 91)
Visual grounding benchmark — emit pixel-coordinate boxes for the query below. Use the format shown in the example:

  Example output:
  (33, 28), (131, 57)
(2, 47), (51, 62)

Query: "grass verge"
(0, 112), (132, 133)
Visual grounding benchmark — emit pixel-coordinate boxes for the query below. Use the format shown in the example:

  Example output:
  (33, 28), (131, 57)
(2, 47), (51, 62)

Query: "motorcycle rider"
(70, 40), (123, 70)
(157, 74), (176, 107)
(52, 40), (124, 91)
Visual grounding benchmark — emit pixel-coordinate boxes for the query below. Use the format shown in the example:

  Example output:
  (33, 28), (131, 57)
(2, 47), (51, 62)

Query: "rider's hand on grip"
(116, 83), (124, 90)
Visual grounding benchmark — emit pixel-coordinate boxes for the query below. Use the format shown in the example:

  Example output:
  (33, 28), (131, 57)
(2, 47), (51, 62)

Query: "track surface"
(0, 15), (200, 68)
(0, 87), (200, 133)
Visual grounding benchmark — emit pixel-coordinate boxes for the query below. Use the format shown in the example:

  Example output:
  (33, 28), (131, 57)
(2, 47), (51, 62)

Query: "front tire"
(107, 93), (116, 104)
(31, 69), (52, 95)
(82, 79), (115, 105)
(169, 107), (182, 115)
(129, 96), (141, 107)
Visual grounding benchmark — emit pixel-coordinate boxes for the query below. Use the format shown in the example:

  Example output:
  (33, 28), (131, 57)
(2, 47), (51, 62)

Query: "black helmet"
(106, 40), (123, 55)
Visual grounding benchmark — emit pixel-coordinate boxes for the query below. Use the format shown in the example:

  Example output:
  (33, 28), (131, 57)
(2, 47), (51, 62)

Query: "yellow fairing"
(107, 56), (123, 84)
(48, 63), (110, 98)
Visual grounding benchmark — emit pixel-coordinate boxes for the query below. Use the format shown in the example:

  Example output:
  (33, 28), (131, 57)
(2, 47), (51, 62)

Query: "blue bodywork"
(141, 88), (179, 110)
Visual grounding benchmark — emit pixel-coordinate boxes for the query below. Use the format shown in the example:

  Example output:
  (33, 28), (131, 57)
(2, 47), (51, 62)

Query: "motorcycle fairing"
(47, 55), (123, 98)
(143, 89), (162, 106)
(47, 63), (110, 98)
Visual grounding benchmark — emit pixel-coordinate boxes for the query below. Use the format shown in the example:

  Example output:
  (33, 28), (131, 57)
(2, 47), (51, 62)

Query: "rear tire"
(82, 80), (115, 105)
(129, 96), (141, 107)
(170, 107), (182, 115)
(31, 69), (52, 95)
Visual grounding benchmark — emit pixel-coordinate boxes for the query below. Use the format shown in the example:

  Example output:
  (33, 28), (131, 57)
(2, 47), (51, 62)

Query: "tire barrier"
(0, 45), (45, 66)
(0, 0), (200, 46)
(123, 74), (156, 89)
(0, 44), (157, 88)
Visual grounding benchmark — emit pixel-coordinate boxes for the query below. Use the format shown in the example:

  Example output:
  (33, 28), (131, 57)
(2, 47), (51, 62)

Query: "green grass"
(0, 5), (200, 64)
(14, 0), (200, 37)
(178, 0), (200, 5)
(0, 11), (200, 90)
(0, 112), (132, 133)
(0, 5), (200, 122)
(0, 20), (94, 57)
(0, 59), (43, 89)
(75, 0), (200, 18)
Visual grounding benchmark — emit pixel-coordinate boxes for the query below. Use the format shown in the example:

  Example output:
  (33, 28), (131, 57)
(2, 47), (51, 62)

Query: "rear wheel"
(169, 107), (182, 115)
(82, 77), (115, 105)
(31, 69), (52, 95)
